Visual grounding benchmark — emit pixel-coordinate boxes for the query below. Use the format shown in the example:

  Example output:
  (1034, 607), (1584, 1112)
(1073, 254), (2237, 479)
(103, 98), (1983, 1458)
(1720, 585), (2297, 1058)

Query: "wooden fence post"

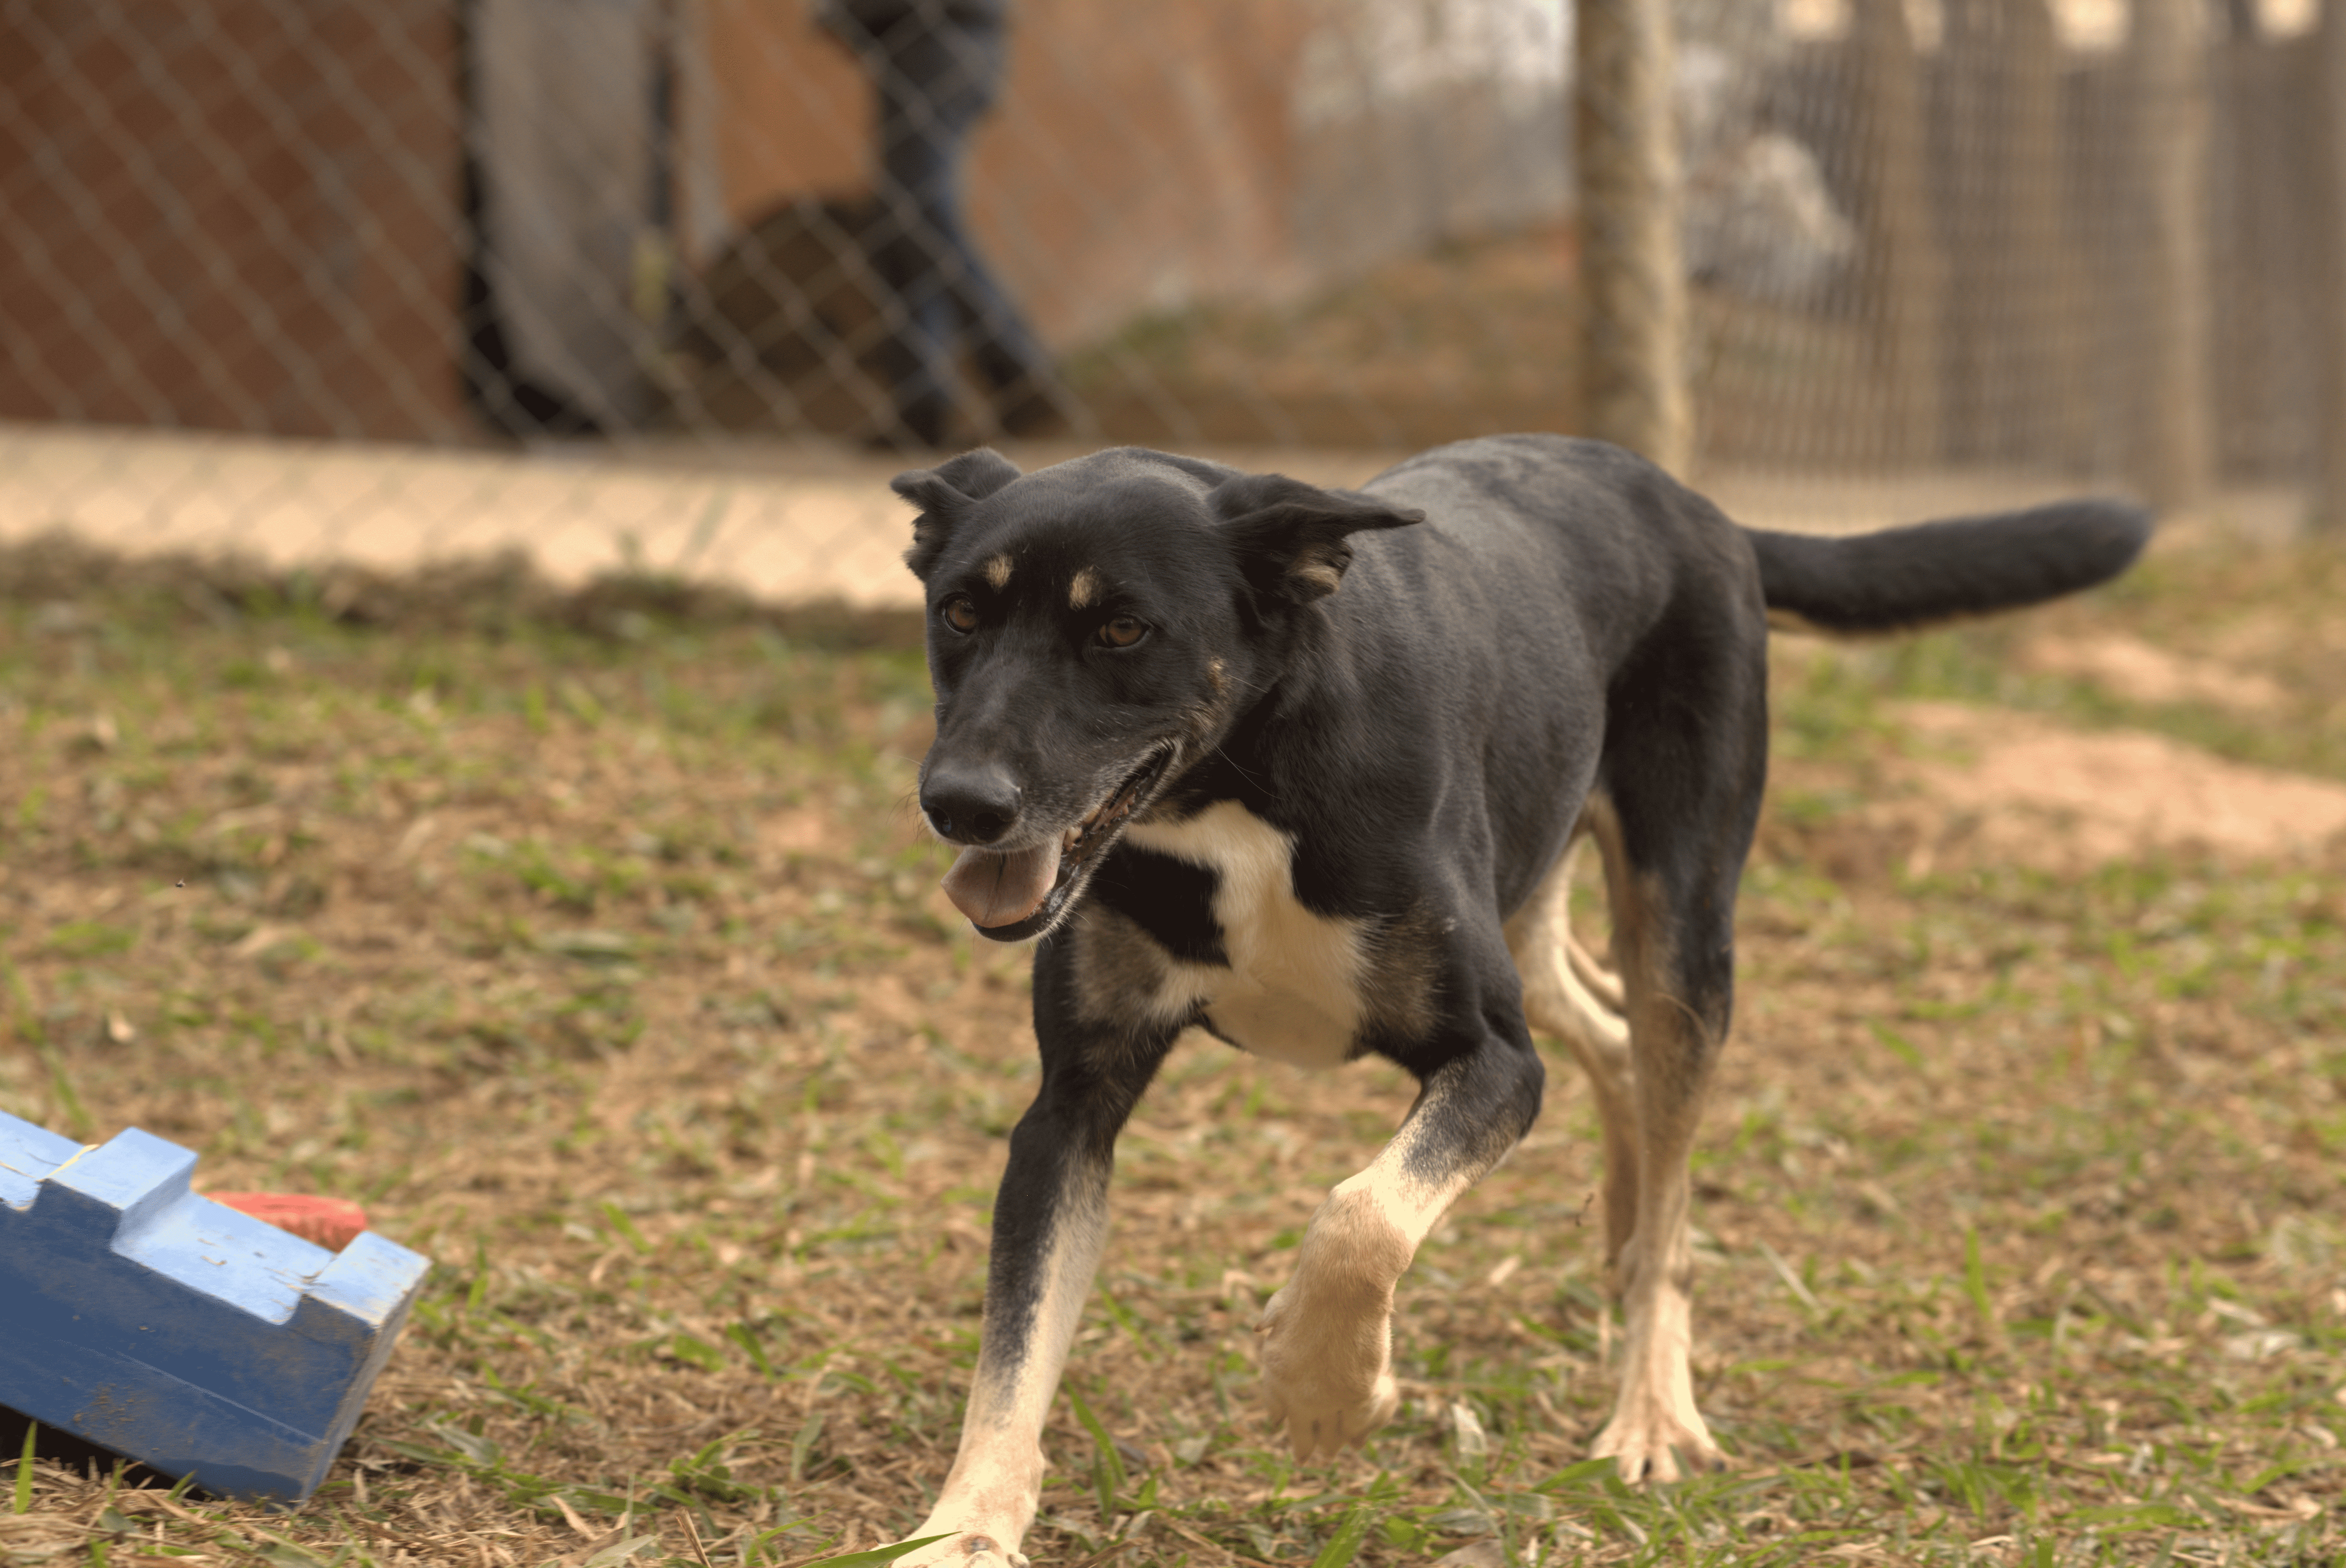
(2130, 0), (2215, 513)
(1575, 0), (1691, 475)
(1852, 0), (1944, 467)
(2319, 0), (2346, 530)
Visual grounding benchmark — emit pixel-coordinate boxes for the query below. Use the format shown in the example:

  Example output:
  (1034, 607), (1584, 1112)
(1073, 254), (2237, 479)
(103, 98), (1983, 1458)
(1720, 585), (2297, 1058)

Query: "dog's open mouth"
(938, 746), (1172, 938)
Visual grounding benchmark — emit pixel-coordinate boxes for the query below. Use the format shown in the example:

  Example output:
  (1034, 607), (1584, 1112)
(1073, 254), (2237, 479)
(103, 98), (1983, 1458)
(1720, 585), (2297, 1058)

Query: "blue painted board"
(0, 1108), (431, 1503)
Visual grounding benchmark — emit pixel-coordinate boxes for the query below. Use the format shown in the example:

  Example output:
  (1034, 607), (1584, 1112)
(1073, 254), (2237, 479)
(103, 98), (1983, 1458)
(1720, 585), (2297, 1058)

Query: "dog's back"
(1347, 432), (2148, 649)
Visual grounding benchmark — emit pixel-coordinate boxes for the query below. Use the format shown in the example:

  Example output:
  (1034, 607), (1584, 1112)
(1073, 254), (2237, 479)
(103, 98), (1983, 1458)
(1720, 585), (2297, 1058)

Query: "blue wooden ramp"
(0, 1108), (430, 1504)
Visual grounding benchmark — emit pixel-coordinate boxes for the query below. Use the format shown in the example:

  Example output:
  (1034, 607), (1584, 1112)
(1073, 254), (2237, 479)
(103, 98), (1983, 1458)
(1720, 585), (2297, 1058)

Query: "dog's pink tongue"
(941, 840), (1062, 928)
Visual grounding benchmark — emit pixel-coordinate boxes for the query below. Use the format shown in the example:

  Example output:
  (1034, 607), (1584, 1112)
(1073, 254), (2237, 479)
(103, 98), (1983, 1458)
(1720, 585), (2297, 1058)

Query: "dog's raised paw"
(891, 1530), (1029, 1568)
(1256, 1284), (1402, 1460)
(1264, 1370), (1400, 1461)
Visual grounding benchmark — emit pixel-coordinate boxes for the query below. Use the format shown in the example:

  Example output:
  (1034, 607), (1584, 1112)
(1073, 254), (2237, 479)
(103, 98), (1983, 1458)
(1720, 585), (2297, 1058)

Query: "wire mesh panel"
(0, 0), (467, 440)
(2, 0), (2340, 596)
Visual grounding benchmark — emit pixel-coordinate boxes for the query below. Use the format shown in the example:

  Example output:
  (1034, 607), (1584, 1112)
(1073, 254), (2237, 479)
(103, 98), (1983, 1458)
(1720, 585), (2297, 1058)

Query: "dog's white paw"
(1255, 1280), (1401, 1461)
(1590, 1401), (1723, 1484)
(888, 1528), (1029, 1568)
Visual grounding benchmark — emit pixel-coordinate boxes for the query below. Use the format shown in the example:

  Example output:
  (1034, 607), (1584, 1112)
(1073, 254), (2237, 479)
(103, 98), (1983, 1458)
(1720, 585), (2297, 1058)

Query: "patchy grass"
(1774, 537), (2346, 783)
(0, 532), (2343, 1567)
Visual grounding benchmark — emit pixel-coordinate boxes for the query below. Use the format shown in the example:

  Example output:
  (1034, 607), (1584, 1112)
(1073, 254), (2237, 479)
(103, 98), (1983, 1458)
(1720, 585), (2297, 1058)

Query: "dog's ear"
(895, 448), (1023, 580)
(1211, 473), (1423, 605)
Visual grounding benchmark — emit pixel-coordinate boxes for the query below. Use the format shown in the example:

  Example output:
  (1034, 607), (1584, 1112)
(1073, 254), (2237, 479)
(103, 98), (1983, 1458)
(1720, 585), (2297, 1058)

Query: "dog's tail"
(1745, 499), (2152, 635)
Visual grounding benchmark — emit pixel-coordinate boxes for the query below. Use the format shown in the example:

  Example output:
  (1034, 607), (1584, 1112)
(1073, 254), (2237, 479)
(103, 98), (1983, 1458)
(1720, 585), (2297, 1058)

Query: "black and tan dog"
(887, 435), (2146, 1567)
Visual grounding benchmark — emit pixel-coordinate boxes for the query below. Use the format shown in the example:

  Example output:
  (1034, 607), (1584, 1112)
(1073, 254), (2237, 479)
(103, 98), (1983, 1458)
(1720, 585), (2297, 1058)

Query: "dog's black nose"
(922, 765), (1021, 844)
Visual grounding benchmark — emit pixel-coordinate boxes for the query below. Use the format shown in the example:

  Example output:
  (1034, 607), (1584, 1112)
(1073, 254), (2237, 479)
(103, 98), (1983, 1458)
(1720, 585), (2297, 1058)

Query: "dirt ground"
(1884, 696), (2346, 871)
(1, 528), (2344, 1566)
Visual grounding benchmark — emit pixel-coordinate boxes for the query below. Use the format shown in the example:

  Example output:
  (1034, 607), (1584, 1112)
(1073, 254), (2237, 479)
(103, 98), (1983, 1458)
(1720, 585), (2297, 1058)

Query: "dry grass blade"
(683, 1507), (716, 1568)
(781, 1534), (953, 1568)
(1062, 1540), (1137, 1568)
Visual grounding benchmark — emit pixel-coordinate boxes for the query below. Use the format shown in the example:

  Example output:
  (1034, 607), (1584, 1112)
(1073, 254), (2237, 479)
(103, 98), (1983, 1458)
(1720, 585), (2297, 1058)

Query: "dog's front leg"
(901, 972), (1175, 1568)
(1259, 1043), (1542, 1460)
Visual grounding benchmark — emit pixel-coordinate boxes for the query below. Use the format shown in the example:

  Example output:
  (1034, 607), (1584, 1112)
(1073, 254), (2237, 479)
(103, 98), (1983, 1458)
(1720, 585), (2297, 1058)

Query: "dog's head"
(896, 446), (1421, 942)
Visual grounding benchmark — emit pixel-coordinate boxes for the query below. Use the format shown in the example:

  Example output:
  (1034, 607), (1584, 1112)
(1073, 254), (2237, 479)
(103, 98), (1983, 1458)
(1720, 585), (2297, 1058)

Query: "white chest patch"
(1123, 801), (1369, 1069)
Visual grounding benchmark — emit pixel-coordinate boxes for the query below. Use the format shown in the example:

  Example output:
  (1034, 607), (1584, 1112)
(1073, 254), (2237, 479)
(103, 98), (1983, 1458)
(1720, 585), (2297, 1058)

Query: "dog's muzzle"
(936, 747), (1171, 935)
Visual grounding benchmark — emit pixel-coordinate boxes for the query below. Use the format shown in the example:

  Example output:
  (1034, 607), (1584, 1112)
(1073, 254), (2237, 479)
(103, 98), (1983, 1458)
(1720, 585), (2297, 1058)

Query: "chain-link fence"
(1, 0), (2337, 608)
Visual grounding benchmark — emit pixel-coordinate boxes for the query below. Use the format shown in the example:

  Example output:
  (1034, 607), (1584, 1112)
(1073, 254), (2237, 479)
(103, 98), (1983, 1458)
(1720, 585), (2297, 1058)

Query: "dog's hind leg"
(897, 946), (1179, 1568)
(1506, 827), (1640, 1263)
(1579, 649), (1768, 1484)
(1566, 916), (1625, 1014)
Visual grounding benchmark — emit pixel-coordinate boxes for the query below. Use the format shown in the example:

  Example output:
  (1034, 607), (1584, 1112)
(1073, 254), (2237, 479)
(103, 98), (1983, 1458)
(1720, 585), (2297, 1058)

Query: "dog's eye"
(940, 595), (979, 634)
(1096, 616), (1147, 649)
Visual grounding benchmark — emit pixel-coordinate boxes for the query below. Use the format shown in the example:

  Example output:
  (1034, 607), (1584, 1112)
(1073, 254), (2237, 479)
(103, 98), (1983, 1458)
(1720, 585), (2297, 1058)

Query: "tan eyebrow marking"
(1295, 561), (1343, 595)
(984, 553), (1014, 589)
(1069, 567), (1100, 609)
